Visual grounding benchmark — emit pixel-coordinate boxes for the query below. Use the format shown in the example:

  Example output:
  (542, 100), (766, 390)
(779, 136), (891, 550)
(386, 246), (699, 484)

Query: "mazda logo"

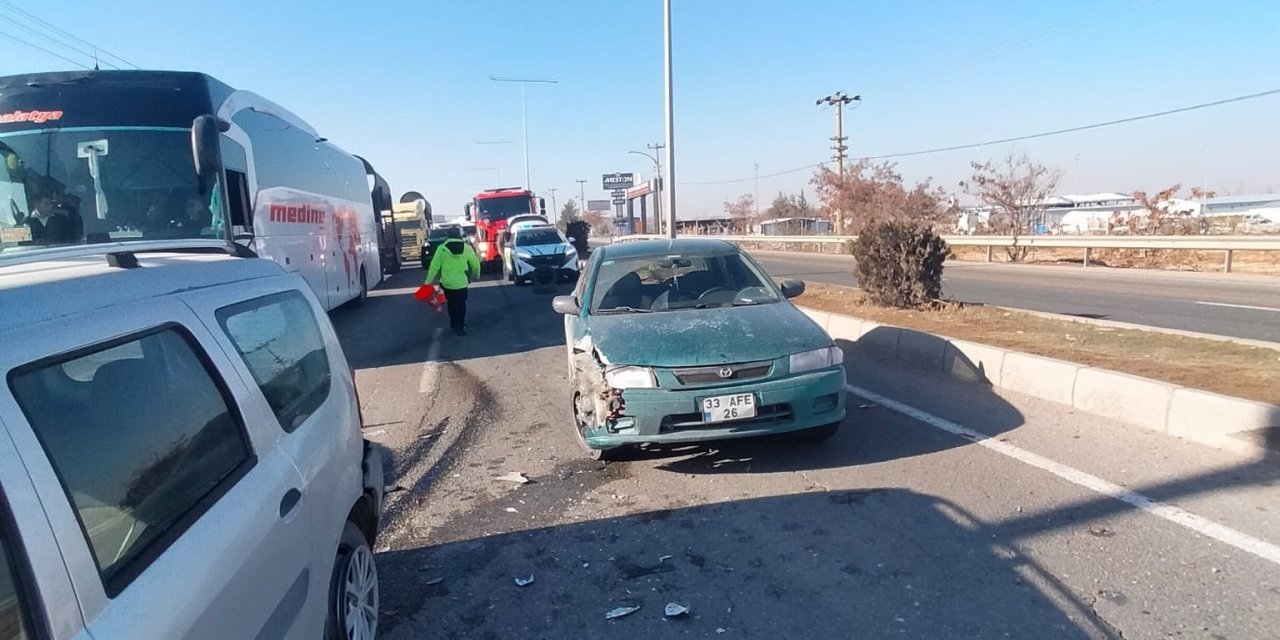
(718, 367), (734, 379)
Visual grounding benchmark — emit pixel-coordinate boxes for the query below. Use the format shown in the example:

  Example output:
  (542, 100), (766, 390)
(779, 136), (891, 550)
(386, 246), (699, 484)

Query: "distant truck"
(464, 187), (546, 271)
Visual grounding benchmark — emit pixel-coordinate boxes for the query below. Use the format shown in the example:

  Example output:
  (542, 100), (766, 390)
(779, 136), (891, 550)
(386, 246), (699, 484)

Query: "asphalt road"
(333, 268), (1280, 639)
(749, 250), (1280, 343)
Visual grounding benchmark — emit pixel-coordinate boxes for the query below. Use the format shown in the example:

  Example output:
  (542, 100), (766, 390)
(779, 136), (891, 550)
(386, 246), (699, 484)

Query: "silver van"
(0, 249), (383, 639)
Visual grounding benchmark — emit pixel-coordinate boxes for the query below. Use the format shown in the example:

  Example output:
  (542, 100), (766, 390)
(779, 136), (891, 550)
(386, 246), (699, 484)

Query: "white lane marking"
(1195, 301), (1280, 313)
(418, 328), (445, 394)
(846, 384), (1280, 567)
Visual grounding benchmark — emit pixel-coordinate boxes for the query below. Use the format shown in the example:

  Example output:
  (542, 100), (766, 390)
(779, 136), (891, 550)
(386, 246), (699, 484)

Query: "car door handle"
(279, 488), (302, 518)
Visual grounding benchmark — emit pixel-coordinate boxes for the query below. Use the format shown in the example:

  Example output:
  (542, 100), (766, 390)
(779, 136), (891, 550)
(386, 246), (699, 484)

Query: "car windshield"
(475, 195), (530, 221)
(516, 229), (563, 247)
(590, 249), (780, 313)
(1, 128), (219, 253)
(428, 227), (454, 240)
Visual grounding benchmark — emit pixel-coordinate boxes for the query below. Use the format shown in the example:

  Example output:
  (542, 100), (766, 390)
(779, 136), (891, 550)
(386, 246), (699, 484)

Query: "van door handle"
(279, 488), (302, 518)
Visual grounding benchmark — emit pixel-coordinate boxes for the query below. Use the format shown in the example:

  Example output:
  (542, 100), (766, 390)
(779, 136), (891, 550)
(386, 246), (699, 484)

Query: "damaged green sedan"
(552, 238), (847, 460)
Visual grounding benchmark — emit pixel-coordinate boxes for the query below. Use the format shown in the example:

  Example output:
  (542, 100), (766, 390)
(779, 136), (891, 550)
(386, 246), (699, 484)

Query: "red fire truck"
(465, 187), (546, 270)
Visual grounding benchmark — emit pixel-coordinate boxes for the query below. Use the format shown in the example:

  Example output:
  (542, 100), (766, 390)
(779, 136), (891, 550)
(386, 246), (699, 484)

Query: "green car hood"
(588, 302), (831, 367)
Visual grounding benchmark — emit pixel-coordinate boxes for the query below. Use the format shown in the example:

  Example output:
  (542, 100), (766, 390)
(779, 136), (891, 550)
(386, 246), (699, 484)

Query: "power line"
(0, 13), (118, 69)
(0, 29), (91, 70)
(0, 0), (139, 69)
(681, 88), (1280, 186)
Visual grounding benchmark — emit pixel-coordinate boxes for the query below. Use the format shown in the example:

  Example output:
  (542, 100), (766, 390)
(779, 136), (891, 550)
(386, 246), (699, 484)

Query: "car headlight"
(515, 251), (532, 260)
(789, 346), (843, 374)
(604, 365), (657, 389)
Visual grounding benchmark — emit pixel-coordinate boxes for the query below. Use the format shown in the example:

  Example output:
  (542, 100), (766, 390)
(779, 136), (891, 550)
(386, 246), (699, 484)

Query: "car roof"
(0, 253), (288, 333)
(516, 225), (560, 235)
(600, 238), (737, 259)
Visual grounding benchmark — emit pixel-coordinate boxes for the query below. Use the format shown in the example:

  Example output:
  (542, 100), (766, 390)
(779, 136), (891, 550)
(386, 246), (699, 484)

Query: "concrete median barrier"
(804, 304), (1280, 457)
(1000, 352), (1080, 406)
(1072, 368), (1177, 434)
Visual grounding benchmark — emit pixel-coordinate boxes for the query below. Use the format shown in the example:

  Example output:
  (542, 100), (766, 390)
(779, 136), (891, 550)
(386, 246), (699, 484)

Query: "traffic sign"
(603, 172), (635, 190)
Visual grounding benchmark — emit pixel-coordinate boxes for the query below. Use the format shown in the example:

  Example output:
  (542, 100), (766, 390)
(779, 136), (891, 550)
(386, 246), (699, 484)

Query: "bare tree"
(811, 160), (954, 235)
(723, 194), (755, 233)
(1120, 184), (1202, 235)
(967, 154), (1061, 261)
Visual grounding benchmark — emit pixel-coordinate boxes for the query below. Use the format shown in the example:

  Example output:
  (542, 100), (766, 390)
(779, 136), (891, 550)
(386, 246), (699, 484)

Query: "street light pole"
(490, 76), (558, 189)
(576, 179), (587, 212)
(547, 187), (558, 217)
(662, 0), (677, 239)
(629, 145), (664, 234)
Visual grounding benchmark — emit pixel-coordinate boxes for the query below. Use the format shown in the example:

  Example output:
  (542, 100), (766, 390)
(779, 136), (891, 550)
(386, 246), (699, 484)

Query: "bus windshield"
(1, 127), (219, 253)
(475, 195), (531, 222)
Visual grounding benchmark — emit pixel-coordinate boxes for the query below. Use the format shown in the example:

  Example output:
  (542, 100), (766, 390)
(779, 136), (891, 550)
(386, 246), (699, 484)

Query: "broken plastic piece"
(514, 575), (535, 587)
(495, 472), (530, 484)
(424, 577), (444, 586)
(605, 605), (641, 620)
(658, 555), (673, 563)
(664, 602), (689, 617)
(505, 507), (519, 513)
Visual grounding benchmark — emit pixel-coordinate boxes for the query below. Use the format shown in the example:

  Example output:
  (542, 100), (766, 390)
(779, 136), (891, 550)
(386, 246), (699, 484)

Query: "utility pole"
(576, 179), (587, 213)
(490, 76), (558, 189)
(816, 91), (860, 232)
(547, 187), (558, 218)
(753, 162), (760, 218)
(662, 0), (677, 239)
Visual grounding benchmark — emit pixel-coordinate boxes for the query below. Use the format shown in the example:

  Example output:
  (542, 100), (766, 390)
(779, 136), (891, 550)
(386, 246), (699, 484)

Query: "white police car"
(502, 224), (580, 285)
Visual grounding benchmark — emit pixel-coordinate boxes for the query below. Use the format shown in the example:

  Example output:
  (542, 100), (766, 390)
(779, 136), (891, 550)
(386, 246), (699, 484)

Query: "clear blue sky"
(2, 0), (1277, 218)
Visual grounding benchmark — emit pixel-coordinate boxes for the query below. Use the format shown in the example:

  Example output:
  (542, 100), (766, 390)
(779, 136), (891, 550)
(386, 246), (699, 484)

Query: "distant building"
(757, 217), (833, 236)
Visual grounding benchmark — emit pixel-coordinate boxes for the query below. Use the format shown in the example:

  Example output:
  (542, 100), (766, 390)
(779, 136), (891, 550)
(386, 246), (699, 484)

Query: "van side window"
(8, 328), (253, 597)
(0, 507), (35, 640)
(216, 291), (332, 433)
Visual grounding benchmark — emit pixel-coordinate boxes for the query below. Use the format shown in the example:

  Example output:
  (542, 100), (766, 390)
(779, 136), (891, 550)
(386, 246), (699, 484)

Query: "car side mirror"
(567, 236), (577, 244)
(552, 295), (581, 315)
(780, 280), (806, 299)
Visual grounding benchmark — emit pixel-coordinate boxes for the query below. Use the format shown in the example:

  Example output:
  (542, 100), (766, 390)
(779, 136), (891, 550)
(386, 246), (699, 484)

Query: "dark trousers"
(443, 287), (468, 330)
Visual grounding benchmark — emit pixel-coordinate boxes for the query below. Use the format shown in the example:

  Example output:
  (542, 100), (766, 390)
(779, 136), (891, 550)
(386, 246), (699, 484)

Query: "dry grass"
(801, 281), (1280, 406)
(948, 245), (1280, 275)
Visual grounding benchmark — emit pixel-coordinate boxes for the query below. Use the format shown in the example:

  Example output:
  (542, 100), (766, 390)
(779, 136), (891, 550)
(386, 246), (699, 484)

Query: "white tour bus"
(0, 70), (389, 309)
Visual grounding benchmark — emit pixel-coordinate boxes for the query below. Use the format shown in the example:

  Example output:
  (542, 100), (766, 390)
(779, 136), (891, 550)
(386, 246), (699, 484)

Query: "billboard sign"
(602, 172), (635, 190)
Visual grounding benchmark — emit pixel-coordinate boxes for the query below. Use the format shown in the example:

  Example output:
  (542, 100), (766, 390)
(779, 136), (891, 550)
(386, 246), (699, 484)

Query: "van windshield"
(1, 127), (220, 254)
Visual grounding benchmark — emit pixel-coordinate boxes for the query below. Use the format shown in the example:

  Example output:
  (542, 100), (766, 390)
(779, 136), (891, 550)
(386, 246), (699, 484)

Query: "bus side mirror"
(192, 115), (228, 195)
(464, 202), (474, 221)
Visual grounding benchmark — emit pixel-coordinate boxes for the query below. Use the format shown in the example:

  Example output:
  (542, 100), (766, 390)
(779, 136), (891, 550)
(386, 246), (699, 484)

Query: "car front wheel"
(325, 522), (379, 640)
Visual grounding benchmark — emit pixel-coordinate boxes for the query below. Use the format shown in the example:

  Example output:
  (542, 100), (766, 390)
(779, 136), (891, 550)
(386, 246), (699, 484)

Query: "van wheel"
(324, 522), (379, 640)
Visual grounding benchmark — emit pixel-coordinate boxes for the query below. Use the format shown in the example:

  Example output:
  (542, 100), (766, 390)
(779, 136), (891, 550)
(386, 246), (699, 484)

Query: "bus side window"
(226, 170), (252, 228)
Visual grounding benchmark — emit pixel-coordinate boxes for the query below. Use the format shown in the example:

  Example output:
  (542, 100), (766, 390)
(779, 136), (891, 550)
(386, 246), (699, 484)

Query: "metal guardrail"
(610, 234), (1280, 272)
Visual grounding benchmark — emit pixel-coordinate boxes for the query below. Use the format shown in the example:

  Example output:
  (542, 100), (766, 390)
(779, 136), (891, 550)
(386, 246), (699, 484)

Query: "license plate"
(701, 393), (757, 423)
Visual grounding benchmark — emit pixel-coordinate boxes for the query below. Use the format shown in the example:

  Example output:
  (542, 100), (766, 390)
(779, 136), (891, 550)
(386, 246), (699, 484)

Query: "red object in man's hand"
(415, 284), (446, 313)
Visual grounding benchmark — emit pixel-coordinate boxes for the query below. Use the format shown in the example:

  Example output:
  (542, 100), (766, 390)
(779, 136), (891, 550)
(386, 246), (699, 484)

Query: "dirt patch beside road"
(800, 281), (1280, 405)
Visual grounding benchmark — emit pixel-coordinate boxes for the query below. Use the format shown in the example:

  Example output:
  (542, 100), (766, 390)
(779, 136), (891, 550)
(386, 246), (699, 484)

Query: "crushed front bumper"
(584, 365), (847, 449)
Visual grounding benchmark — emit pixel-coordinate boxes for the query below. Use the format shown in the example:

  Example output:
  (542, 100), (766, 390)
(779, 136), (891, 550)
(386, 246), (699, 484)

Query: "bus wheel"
(352, 267), (368, 307)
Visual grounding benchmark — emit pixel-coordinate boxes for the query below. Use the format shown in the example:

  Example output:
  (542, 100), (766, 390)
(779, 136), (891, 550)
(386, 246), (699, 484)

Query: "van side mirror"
(552, 295), (580, 315)
(780, 280), (806, 299)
